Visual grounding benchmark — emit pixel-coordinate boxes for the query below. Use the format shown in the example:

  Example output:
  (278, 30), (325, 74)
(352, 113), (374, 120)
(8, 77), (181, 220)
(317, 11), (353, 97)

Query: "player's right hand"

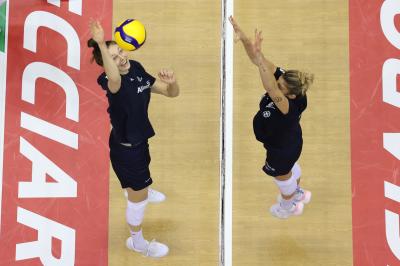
(89, 19), (105, 44)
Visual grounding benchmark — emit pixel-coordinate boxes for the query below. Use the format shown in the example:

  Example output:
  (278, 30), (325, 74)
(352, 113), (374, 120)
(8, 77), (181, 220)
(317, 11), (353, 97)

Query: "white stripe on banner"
(220, 0), (233, 265)
(0, 0), (9, 231)
(47, 0), (82, 16)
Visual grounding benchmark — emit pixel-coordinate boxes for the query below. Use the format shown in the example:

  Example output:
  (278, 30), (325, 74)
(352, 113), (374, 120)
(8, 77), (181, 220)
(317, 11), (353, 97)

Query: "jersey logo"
(137, 76), (143, 82)
(137, 80), (151, 93)
(265, 102), (275, 109)
(130, 78), (134, 82)
(262, 110), (271, 118)
(264, 162), (276, 172)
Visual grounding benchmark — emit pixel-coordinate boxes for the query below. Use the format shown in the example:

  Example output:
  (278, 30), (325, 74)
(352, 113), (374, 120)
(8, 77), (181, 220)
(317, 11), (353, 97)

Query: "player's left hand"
(229, 16), (246, 43)
(158, 69), (177, 84)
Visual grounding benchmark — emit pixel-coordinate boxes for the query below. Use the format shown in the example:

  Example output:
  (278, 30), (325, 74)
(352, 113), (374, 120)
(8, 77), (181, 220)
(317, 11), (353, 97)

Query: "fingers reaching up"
(158, 69), (176, 85)
(253, 29), (263, 54)
(229, 15), (246, 42)
(89, 18), (105, 44)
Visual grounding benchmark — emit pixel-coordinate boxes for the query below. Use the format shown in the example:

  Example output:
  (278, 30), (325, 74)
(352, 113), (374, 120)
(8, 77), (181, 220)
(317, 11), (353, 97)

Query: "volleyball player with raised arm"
(230, 16), (314, 219)
(89, 19), (179, 256)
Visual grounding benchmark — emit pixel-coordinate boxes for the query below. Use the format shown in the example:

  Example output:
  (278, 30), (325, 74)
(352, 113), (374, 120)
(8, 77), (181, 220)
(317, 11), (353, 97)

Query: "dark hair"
(87, 38), (117, 66)
(282, 70), (314, 96)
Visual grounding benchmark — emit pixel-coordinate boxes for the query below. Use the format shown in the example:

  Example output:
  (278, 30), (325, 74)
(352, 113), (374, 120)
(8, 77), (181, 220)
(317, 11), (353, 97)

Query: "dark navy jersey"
(253, 67), (307, 149)
(97, 60), (156, 144)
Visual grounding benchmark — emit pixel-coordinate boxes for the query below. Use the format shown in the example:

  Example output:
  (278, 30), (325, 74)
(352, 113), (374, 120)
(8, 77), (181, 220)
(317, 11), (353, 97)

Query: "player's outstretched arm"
(89, 19), (121, 93)
(254, 30), (289, 114)
(229, 16), (276, 72)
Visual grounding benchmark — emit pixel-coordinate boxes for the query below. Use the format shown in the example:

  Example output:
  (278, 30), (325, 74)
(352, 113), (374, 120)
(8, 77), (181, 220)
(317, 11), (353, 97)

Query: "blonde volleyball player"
(88, 19), (179, 257)
(229, 16), (314, 219)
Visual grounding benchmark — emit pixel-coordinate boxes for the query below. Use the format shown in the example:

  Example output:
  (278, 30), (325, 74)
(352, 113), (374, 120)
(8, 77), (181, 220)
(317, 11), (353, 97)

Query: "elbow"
(167, 84), (180, 97)
(168, 90), (179, 98)
(108, 76), (121, 83)
(107, 78), (121, 94)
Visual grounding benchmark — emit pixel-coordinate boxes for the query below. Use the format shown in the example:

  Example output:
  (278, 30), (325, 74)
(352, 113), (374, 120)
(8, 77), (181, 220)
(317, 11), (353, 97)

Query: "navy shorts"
(262, 143), (302, 177)
(109, 133), (153, 191)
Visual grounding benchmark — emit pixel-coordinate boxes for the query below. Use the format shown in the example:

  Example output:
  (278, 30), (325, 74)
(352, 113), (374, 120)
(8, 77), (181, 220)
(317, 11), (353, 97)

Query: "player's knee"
(291, 162), (301, 180)
(273, 171), (297, 196)
(126, 199), (148, 226)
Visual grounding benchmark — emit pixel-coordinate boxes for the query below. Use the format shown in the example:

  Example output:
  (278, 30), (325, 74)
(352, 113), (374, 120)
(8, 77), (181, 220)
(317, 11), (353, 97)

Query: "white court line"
(0, 0), (9, 232)
(219, 0), (233, 265)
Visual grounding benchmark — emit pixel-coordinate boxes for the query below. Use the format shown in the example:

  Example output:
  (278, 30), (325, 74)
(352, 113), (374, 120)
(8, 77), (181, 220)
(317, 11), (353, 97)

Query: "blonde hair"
(282, 70), (314, 96)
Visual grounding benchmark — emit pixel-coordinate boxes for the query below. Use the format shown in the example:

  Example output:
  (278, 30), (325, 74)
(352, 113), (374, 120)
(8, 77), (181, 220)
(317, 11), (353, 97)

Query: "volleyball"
(114, 19), (146, 51)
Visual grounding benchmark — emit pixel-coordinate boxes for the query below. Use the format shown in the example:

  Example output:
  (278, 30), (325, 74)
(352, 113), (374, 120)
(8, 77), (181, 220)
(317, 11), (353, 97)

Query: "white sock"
(130, 229), (148, 251)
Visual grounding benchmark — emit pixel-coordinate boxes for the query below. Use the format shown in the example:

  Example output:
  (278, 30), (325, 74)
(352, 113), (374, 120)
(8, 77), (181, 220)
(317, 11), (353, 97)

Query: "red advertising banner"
(350, 0), (400, 265)
(0, 0), (112, 265)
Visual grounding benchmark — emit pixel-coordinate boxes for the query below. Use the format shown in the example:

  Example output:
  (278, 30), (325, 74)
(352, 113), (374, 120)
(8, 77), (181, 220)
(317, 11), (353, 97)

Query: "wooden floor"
(233, 1), (352, 266)
(108, 0), (353, 265)
(108, 1), (221, 265)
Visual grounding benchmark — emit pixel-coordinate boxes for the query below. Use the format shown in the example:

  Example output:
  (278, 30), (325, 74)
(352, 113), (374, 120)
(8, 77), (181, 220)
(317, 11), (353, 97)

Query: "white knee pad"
(274, 172), (298, 196)
(126, 199), (148, 226)
(291, 162), (302, 180)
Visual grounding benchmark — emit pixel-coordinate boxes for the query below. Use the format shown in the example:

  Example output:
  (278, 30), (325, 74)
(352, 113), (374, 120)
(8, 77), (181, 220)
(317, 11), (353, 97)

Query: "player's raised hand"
(253, 29), (263, 55)
(158, 69), (177, 84)
(229, 16), (247, 43)
(89, 19), (105, 44)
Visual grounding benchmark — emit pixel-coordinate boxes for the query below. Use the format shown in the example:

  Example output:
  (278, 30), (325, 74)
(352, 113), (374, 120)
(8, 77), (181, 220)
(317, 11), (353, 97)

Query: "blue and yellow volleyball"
(114, 19), (146, 51)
